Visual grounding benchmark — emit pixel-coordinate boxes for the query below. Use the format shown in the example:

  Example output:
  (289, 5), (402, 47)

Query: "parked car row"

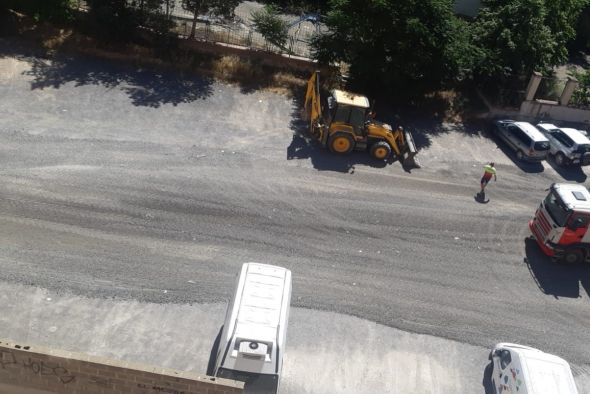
(493, 120), (590, 167)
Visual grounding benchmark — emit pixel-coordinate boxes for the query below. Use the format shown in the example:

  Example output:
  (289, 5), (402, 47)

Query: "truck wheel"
(328, 133), (354, 154)
(562, 249), (585, 264)
(555, 152), (566, 166)
(370, 141), (391, 160)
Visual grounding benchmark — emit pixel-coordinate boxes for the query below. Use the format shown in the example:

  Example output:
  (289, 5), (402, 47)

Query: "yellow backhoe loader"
(303, 71), (419, 167)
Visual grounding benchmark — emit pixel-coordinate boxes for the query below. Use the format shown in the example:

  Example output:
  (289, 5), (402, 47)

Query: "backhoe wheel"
(562, 249), (585, 264)
(370, 141), (392, 160)
(328, 132), (354, 154)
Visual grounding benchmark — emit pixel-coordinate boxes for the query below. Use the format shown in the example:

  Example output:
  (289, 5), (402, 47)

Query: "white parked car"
(536, 123), (590, 167)
(490, 343), (579, 394)
(493, 120), (550, 161)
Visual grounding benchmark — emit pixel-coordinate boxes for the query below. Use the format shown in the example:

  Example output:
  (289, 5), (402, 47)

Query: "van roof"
(234, 263), (290, 343)
(514, 122), (549, 141)
(498, 343), (578, 394)
(524, 354), (578, 394)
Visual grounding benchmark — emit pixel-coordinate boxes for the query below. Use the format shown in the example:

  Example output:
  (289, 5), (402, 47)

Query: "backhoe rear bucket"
(401, 130), (421, 168)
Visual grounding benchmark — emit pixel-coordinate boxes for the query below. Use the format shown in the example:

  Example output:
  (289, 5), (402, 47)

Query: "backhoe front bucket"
(401, 130), (421, 168)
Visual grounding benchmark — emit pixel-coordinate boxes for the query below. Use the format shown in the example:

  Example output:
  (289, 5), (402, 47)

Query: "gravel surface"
(1, 39), (590, 371)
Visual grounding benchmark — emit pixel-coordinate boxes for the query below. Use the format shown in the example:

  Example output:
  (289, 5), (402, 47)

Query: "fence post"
(559, 77), (579, 106)
(525, 71), (543, 101)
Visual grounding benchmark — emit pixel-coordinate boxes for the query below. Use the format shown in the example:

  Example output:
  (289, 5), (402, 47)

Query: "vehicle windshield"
(575, 143), (590, 153)
(534, 141), (550, 151)
(544, 191), (571, 227)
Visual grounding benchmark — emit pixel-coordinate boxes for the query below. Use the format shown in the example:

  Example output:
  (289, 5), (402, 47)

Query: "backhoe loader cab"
(327, 90), (370, 137)
(304, 71), (419, 167)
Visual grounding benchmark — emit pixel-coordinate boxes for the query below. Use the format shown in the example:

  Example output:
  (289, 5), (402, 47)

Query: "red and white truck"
(529, 183), (590, 263)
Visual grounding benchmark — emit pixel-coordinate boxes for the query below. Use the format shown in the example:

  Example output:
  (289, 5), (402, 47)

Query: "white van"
(490, 343), (578, 394)
(214, 263), (292, 392)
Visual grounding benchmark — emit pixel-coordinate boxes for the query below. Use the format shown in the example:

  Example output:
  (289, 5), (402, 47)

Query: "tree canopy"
(471, 0), (588, 80)
(251, 5), (289, 51)
(312, 0), (470, 96)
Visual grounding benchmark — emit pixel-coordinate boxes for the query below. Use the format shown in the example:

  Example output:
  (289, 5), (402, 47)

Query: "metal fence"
(73, 1), (322, 58)
(171, 16), (316, 58)
(124, 1), (323, 59)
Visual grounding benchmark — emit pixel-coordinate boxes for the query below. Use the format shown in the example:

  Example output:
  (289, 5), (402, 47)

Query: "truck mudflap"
(402, 130), (421, 168)
(528, 219), (555, 256)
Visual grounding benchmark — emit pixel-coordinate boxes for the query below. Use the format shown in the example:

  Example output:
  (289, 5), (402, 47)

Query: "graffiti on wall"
(0, 349), (76, 384)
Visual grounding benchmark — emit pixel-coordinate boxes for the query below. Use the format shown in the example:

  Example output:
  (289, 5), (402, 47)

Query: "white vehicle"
(214, 263), (292, 392)
(493, 120), (550, 161)
(490, 343), (578, 394)
(536, 123), (590, 166)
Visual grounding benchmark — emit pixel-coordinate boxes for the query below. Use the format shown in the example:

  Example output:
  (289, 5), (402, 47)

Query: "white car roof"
(554, 183), (590, 211)
(560, 128), (590, 145)
(537, 123), (559, 132)
(514, 122), (549, 141)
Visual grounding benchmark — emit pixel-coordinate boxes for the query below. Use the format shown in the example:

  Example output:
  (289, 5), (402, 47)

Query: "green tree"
(312, 0), (473, 97)
(86, 0), (173, 40)
(472, 0), (588, 80)
(570, 68), (590, 107)
(252, 5), (289, 51)
(3, 0), (75, 22)
(545, 0), (589, 62)
(181, 0), (240, 39)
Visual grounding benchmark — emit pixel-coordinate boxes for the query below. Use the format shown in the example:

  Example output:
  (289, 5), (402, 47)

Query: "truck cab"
(529, 183), (590, 263)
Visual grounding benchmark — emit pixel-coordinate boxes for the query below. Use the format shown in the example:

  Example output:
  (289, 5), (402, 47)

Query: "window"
(574, 144), (590, 154)
(349, 107), (366, 135)
(500, 350), (512, 370)
(534, 141), (550, 151)
(551, 131), (574, 148)
(569, 215), (589, 230)
(511, 127), (532, 145)
(544, 191), (571, 227)
(333, 105), (351, 123)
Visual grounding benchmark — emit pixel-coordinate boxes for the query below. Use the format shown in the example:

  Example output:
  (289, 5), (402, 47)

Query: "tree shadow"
(482, 361), (495, 394)
(1, 39), (213, 108)
(544, 156), (588, 183)
(524, 237), (590, 298)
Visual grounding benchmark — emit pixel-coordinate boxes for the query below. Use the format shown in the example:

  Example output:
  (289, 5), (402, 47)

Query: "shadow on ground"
(524, 237), (590, 298)
(544, 156), (588, 183)
(0, 39), (213, 108)
(206, 325), (223, 376)
(286, 121), (404, 173)
(482, 361), (495, 394)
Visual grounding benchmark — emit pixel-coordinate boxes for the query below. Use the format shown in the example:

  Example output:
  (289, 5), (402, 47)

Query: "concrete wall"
(520, 100), (590, 125)
(0, 339), (243, 394)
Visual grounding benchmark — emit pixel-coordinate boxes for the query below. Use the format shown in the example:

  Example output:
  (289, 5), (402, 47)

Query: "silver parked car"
(493, 120), (550, 161)
(536, 123), (590, 167)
